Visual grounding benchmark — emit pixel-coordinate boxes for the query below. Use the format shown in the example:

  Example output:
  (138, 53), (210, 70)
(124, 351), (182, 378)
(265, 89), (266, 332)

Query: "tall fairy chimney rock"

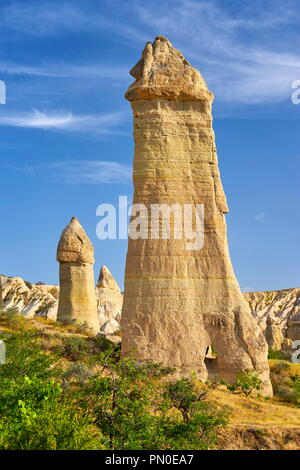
(56, 217), (99, 334)
(121, 36), (272, 395)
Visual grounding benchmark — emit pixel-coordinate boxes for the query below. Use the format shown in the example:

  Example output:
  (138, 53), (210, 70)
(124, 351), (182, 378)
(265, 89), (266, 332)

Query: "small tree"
(226, 370), (262, 397)
(164, 378), (214, 423)
(62, 337), (90, 361)
(80, 348), (173, 450)
(161, 378), (228, 449)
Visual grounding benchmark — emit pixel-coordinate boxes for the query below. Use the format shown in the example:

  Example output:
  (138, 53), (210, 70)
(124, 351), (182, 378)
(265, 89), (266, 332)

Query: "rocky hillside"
(244, 288), (300, 348)
(0, 276), (59, 319)
(0, 266), (122, 336)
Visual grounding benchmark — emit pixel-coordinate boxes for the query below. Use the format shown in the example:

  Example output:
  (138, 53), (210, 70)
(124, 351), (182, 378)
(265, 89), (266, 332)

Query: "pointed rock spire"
(97, 266), (120, 291)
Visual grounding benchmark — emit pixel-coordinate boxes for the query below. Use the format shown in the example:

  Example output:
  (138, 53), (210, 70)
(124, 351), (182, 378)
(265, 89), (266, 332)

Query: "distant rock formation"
(121, 36), (272, 395)
(96, 266), (123, 334)
(265, 316), (284, 350)
(245, 288), (300, 343)
(0, 275), (58, 318)
(56, 217), (99, 334)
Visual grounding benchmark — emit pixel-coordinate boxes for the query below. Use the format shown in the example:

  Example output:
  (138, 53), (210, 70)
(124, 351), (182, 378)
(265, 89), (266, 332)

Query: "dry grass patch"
(208, 387), (300, 428)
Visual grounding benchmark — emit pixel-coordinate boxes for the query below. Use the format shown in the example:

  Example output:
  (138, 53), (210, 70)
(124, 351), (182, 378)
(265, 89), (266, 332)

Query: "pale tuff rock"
(121, 36), (272, 395)
(0, 275), (58, 318)
(265, 316), (284, 351)
(57, 216), (94, 264)
(56, 217), (99, 334)
(96, 266), (123, 334)
(126, 36), (212, 102)
(245, 288), (300, 341)
(97, 265), (120, 291)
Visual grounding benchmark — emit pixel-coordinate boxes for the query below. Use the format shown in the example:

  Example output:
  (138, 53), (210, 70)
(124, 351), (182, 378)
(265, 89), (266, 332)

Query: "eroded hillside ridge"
(244, 288), (300, 349)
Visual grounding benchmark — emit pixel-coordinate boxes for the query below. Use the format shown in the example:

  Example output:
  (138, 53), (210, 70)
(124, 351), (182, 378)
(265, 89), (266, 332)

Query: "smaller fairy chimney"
(97, 266), (120, 291)
(56, 217), (99, 334)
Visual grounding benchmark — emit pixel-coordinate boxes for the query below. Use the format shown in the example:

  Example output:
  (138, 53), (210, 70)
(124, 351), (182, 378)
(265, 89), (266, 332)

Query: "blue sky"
(0, 0), (299, 291)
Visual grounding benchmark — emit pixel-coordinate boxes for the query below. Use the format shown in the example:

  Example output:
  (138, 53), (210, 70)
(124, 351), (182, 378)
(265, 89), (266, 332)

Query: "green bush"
(268, 349), (285, 360)
(63, 363), (93, 384)
(272, 361), (291, 374)
(75, 322), (92, 335)
(290, 375), (300, 405)
(270, 361), (300, 405)
(62, 337), (90, 361)
(0, 332), (100, 449)
(93, 335), (121, 354)
(0, 331), (56, 380)
(226, 370), (262, 397)
(0, 376), (101, 450)
(275, 384), (297, 403)
(0, 307), (22, 328)
(57, 315), (77, 327)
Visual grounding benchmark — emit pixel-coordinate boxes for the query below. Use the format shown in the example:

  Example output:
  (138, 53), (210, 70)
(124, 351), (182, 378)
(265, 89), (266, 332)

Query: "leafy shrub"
(275, 385), (297, 403)
(268, 349), (285, 360)
(0, 307), (23, 329)
(75, 322), (92, 335)
(62, 337), (90, 361)
(0, 331), (56, 380)
(57, 315), (77, 327)
(0, 376), (101, 450)
(0, 332), (100, 449)
(226, 370), (262, 397)
(290, 375), (300, 405)
(270, 360), (300, 405)
(272, 361), (291, 374)
(63, 363), (93, 384)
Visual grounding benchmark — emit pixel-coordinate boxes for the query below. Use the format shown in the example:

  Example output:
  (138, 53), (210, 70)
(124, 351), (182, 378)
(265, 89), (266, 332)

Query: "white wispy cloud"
(6, 160), (132, 184)
(0, 109), (124, 135)
(46, 160), (132, 184)
(0, 62), (128, 79)
(254, 211), (266, 221)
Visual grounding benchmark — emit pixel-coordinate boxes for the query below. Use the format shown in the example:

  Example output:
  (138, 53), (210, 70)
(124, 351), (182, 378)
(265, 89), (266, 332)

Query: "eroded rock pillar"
(56, 217), (99, 334)
(121, 36), (272, 395)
